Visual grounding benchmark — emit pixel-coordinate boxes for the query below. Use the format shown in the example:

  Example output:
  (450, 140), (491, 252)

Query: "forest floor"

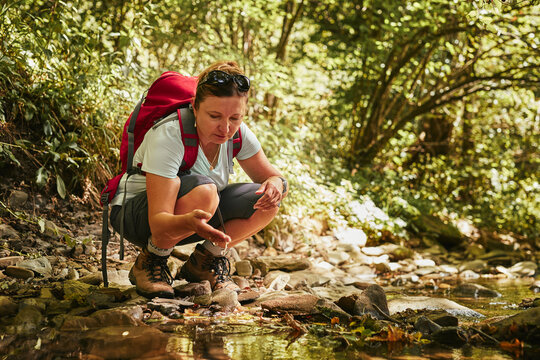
(0, 185), (539, 359)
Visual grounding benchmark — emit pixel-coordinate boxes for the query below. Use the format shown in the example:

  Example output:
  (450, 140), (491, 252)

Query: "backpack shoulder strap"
(178, 107), (198, 172)
(227, 128), (242, 175)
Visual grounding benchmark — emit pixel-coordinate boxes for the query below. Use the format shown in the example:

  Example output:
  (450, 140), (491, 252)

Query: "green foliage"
(0, 0), (537, 241)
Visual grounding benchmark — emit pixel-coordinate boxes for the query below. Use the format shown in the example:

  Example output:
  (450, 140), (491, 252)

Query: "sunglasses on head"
(198, 70), (251, 92)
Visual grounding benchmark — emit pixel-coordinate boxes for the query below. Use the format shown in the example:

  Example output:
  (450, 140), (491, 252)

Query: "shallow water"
(155, 278), (538, 360)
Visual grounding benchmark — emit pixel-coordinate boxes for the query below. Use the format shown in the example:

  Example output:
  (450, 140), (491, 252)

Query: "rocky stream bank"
(0, 188), (539, 359)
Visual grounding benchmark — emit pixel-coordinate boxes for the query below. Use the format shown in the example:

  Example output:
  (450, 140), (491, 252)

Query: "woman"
(109, 61), (288, 298)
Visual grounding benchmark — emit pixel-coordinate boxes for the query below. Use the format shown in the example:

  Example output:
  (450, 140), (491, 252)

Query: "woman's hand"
(254, 177), (283, 210)
(186, 209), (231, 247)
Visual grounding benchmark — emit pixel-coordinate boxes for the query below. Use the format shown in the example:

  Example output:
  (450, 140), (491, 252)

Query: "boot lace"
(144, 254), (173, 285)
(210, 256), (232, 284)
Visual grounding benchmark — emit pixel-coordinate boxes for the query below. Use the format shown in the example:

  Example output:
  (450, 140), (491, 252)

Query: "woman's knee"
(175, 183), (219, 213)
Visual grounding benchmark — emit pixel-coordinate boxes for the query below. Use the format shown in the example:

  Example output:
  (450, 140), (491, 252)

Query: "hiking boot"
(179, 244), (239, 291)
(128, 248), (174, 298)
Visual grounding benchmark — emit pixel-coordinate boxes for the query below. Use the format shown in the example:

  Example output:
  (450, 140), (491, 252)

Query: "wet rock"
(432, 314), (459, 327)
(174, 280), (212, 297)
(13, 305), (44, 335)
(414, 316), (442, 336)
(84, 325), (169, 359)
(211, 288), (240, 310)
(261, 294), (319, 315)
(61, 306), (144, 331)
(334, 227), (367, 248)
(8, 190), (28, 209)
(439, 264), (459, 274)
(431, 326), (468, 347)
(235, 259), (253, 276)
(148, 298), (194, 317)
(0, 256), (24, 268)
(530, 281), (540, 293)
(5, 266), (34, 279)
(388, 296), (483, 317)
(452, 283), (501, 298)
(486, 307), (540, 342)
(459, 270), (480, 279)
(415, 266), (439, 276)
(47, 300), (74, 316)
(508, 261), (537, 277)
(315, 298), (352, 323)
(0, 296), (18, 316)
(0, 224), (20, 240)
(252, 255), (311, 276)
(335, 284), (389, 320)
(18, 256), (52, 277)
(374, 262), (391, 274)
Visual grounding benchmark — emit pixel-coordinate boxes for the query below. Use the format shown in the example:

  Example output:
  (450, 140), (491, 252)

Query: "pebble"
(235, 260), (253, 276)
(0, 256), (24, 268)
(459, 270), (480, 279)
(5, 266), (34, 279)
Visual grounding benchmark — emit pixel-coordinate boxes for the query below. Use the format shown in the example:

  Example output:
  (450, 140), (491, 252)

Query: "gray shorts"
(110, 174), (262, 248)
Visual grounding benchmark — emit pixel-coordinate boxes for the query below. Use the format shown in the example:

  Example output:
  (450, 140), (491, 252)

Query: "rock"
(439, 264), (459, 274)
(431, 327), (468, 347)
(451, 283), (501, 298)
(211, 288), (240, 310)
(530, 281), (540, 294)
(314, 298), (352, 323)
(174, 281), (212, 297)
(266, 273), (290, 292)
(107, 269), (131, 286)
(84, 244), (98, 256)
(334, 228), (367, 248)
(288, 269), (332, 288)
(388, 296), (483, 317)
(459, 270), (480, 279)
(390, 246), (414, 261)
(61, 306), (144, 331)
(410, 214), (464, 248)
(432, 314), (459, 327)
(310, 283), (358, 301)
(327, 250), (350, 265)
(362, 247), (384, 256)
(13, 305), (44, 335)
(148, 298), (194, 316)
(63, 280), (96, 305)
(84, 325), (169, 359)
(508, 261), (537, 277)
(486, 307), (540, 342)
(0, 224), (20, 240)
(252, 255), (311, 276)
(235, 260), (253, 276)
(5, 266), (34, 279)
(67, 268), (79, 280)
(415, 259), (436, 267)
(17, 257), (52, 277)
(237, 289), (260, 303)
(415, 316), (442, 336)
(261, 294), (320, 315)
(8, 190), (28, 209)
(335, 284), (389, 320)
(232, 276), (250, 290)
(0, 296), (18, 316)
(0, 256), (24, 268)
(72, 244), (84, 257)
(79, 272), (104, 285)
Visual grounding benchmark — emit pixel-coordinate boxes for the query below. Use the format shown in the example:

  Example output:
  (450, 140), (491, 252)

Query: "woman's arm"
(146, 173), (230, 248)
(238, 149), (288, 210)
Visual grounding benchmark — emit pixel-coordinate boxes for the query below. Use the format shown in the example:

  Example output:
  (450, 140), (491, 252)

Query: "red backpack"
(99, 71), (242, 286)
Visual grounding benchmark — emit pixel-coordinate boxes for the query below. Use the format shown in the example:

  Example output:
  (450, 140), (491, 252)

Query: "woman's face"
(194, 95), (246, 145)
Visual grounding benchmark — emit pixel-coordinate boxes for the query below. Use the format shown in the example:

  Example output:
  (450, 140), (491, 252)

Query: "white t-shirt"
(110, 112), (261, 206)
